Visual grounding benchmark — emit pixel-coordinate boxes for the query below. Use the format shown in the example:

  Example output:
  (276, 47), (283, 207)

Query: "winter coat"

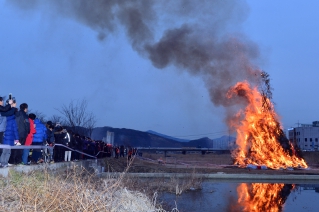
(88, 141), (96, 152)
(25, 119), (36, 146)
(32, 119), (47, 143)
(69, 135), (77, 149)
(82, 139), (89, 150)
(0, 114), (6, 132)
(0, 108), (17, 133)
(46, 129), (55, 145)
(75, 137), (82, 150)
(0, 104), (11, 112)
(15, 110), (30, 139)
(3, 115), (19, 146)
(55, 132), (69, 146)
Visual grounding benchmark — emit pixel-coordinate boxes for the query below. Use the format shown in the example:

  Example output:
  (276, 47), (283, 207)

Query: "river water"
(159, 180), (319, 212)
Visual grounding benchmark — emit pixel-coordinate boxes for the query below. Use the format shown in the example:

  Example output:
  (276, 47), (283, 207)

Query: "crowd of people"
(0, 96), (133, 168)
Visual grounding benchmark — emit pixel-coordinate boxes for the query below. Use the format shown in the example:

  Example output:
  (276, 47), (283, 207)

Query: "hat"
(55, 125), (63, 132)
(46, 121), (53, 125)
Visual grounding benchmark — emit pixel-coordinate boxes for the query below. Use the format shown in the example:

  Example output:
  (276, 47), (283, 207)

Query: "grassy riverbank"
(102, 152), (319, 175)
(0, 167), (177, 212)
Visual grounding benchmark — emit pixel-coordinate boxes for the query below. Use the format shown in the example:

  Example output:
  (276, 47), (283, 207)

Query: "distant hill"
(183, 137), (214, 148)
(92, 127), (184, 147)
(146, 130), (190, 142)
(92, 126), (235, 150)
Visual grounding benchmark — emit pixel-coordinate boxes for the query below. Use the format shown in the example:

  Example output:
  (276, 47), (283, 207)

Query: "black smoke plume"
(9, 0), (262, 107)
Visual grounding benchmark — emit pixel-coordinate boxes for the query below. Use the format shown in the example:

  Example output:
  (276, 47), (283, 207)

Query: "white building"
(288, 121), (319, 151)
(102, 131), (114, 146)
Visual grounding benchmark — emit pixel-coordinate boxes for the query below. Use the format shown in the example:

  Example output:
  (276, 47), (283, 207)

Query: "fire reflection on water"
(233, 183), (294, 212)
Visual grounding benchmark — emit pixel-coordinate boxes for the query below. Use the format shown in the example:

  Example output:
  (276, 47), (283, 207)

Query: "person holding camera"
(0, 96), (13, 113)
(0, 96), (14, 145)
(0, 99), (19, 168)
(0, 97), (7, 145)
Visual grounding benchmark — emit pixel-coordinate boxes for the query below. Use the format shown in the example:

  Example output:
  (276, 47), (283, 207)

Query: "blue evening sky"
(0, 1), (318, 139)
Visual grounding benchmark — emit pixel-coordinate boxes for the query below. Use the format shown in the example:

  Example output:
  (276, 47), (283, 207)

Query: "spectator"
(0, 97), (9, 149)
(54, 126), (69, 162)
(0, 100), (18, 168)
(14, 103), (30, 164)
(15, 103), (30, 145)
(0, 97), (13, 113)
(22, 113), (36, 165)
(120, 145), (125, 158)
(127, 148), (133, 162)
(73, 133), (82, 161)
(96, 141), (102, 158)
(106, 143), (112, 157)
(54, 125), (64, 162)
(115, 146), (119, 159)
(45, 123), (55, 163)
(32, 118), (47, 163)
(87, 139), (96, 158)
(64, 131), (71, 162)
(82, 136), (89, 160)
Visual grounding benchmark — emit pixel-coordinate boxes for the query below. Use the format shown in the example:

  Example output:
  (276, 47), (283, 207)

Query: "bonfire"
(227, 72), (307, 169)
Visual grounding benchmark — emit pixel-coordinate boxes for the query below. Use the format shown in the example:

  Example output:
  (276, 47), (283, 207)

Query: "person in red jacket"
(128, 148), (133, 161)
(22, 113), (36, 165)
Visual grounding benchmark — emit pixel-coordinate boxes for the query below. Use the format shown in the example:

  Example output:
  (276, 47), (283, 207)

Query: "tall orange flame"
(236, 183), (294, 212)
(227, 81), (307, 169)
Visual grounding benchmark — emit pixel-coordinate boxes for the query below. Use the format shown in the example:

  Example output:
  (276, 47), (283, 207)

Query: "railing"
(0, 144), (110, 159)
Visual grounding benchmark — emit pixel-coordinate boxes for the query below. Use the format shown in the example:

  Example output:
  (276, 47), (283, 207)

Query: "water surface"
(159, 180), (319, 212)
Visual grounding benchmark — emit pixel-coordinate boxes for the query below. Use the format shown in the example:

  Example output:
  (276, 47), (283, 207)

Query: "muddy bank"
(102, 153), (319, 176)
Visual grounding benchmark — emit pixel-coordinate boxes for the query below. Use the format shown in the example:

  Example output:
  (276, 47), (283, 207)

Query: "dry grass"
(122, 168), (203, 197)
(0, 164), (179, 212)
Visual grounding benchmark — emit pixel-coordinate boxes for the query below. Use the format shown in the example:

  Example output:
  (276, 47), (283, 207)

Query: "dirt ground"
(102, 151), (319, 175)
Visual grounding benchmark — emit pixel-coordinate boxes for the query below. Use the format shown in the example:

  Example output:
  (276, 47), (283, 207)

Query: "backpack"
(0, 114), (7, 133)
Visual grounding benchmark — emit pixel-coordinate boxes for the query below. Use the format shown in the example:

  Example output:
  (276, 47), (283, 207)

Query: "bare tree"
(85, 112), (97, 137)
(28, 109), (47, 123)
(47, 115), (65, 126)
(56, 99), (97, 137)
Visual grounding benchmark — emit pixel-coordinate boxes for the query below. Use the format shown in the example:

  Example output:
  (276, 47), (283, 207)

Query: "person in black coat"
(73, 134), (82, 160)
(0, 97), (13, 113)
(46, 124), (55, 162)
(15, 103), (30, 146)
(54, 125), (65, 162)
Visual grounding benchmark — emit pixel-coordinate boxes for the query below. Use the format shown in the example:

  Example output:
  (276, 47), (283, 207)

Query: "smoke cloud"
(9, 0), (262, 117)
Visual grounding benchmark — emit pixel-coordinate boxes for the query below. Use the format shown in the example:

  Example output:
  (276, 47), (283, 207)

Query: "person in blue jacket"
(0, 101), (19, 168)
(31, 118), (47, 163)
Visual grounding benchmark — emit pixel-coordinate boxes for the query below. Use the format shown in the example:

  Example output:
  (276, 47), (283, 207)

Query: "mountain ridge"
(91, 126), (235, 150)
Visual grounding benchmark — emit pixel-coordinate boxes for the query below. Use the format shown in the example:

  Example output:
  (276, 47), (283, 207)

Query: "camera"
(6, 96), (16, 105)
(8, 93), (16, 103)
